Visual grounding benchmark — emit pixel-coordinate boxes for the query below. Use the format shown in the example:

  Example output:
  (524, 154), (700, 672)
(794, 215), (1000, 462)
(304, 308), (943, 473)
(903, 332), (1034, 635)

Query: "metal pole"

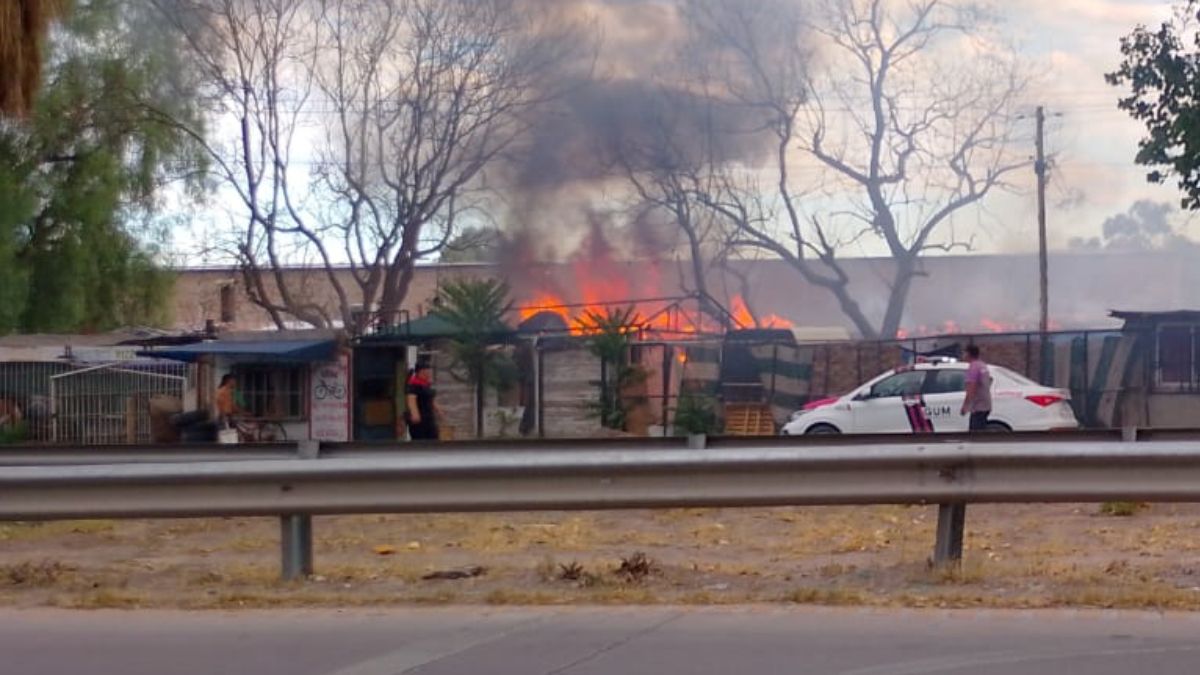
(1036, 105), (1050, 336)
(661, 346), (671, 438)
(536, 344), (546, 439)
(600, 356), (609, 428)
(49, 378), (58, 444)
(1082, 332), (1091, 427)
(279, 440), (319, 580)
(280, 514), (313, 581)
(933, 503), (966, 566)
(769, 343), (779, 406)
(1021, 332), (1028, 378)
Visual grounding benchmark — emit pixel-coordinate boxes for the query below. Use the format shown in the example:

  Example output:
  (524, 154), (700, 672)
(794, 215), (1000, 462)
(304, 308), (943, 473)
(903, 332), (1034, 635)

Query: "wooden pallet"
(722, 403), (777, 436)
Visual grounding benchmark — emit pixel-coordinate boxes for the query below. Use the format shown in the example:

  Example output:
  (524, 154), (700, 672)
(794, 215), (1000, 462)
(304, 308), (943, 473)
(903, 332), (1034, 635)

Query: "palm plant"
(576, 306), (646, 430)
(1, 0), (68, 117)
(431, 278), (513, 438)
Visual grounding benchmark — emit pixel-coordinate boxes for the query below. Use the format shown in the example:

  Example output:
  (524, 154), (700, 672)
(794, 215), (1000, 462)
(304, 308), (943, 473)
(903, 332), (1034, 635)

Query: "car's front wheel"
(805, 423), (841, 435)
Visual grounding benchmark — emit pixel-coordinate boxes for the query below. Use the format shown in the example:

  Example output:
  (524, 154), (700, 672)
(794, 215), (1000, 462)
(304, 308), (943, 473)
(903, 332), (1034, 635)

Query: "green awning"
(360, 315), (513, 343)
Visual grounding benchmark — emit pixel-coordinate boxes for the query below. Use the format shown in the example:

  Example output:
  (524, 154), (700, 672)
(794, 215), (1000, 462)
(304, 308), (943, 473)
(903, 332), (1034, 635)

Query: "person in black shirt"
(405, 360), (441, 441)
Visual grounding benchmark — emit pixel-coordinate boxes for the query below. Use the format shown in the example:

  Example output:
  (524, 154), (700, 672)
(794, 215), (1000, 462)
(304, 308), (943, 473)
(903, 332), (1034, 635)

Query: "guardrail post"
(297, 440), (320, 459)
(280, 515), (313, 580)
(279, 440), (319, 581)
(933, 503), (966, 566)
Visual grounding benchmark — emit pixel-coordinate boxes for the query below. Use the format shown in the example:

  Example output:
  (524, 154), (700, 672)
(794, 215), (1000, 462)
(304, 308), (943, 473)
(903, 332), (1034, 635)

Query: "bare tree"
(636, 0), (1028, 339)
(622, 142), (737, 328)
(155, 0), (584, 329)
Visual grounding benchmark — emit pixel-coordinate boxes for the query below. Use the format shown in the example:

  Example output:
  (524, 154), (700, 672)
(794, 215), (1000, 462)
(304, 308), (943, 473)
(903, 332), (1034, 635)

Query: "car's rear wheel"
(805, 423), (841, 435)
(985, 421), (1012, 432)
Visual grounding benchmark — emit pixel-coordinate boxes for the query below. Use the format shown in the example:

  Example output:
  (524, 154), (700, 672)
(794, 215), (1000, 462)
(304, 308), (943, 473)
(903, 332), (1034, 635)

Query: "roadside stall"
(142, 330), (350, 443)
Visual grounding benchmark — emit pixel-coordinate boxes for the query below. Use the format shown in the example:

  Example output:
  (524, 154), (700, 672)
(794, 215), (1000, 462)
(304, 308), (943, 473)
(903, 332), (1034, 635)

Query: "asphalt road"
(5, 607), (1200, 674)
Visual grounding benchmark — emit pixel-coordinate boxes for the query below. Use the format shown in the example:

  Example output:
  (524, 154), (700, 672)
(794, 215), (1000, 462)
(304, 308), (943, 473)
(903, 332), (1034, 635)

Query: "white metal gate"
(50, 363), (189, 445)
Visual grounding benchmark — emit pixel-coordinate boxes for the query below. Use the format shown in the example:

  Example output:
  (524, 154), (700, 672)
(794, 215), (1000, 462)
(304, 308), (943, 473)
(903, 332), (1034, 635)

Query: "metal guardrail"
(9, 440), (1200, 517)
(1, 431), (1197, 579)
(0, 428), (1189, 466)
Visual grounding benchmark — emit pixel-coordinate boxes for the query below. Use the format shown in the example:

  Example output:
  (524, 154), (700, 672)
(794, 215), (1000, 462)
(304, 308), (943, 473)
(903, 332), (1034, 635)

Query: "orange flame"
(729, 295), (792, 330)
(518, 292), (571, 324)
(518, 292), (791, 335)
(898, 318), (1068, 338)
(514, 226), (791, 335)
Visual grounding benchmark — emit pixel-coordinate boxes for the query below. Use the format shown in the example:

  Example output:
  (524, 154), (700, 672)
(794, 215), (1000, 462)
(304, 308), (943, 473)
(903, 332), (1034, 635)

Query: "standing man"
(215, 374), (241, 429)
(961, 345), (993, 431)
(405, 359), (442, 441)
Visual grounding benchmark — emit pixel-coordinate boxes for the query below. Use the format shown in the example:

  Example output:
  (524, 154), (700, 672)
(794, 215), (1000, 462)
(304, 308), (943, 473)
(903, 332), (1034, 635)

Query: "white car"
(780, 359), (1080, 435)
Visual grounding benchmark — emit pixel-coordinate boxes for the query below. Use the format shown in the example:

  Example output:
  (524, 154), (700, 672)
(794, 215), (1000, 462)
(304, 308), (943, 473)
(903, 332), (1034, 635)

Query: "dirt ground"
(3, 503), (1200, 610)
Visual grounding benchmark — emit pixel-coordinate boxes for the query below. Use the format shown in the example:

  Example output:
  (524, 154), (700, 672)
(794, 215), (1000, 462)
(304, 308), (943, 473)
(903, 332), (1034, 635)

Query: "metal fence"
(0, 361), (193, 445)
(525, 329), (1149, 436)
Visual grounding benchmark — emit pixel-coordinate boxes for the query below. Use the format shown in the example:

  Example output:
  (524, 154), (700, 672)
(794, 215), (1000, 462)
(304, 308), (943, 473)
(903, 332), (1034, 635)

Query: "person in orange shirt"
(215, 374), (241, 428)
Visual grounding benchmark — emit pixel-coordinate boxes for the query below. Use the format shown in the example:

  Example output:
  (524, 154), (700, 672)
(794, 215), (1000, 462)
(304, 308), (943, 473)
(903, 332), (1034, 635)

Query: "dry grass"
(4, 504), (1200, 610)
(0, 521), (115, 542)
(2, 560), (75, 587)
(64, 589), (147, 610)
(783, 587), (869, 606)
(1100, 502), (1148, 518)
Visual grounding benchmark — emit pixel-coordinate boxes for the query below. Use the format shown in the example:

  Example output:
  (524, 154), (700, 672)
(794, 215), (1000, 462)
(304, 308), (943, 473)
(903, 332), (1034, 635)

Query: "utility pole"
(1035, 106), (1049, 336)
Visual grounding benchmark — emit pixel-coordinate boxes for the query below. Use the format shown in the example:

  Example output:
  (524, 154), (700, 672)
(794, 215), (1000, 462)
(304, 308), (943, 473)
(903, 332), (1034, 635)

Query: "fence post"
(280, 440), (319, 581)
(49, 378), (59, 444)
(933, 503), (966, 566)
(661, 346), (672, 438)
(280, 515), (313, 581)
(536, 344), (546, 439)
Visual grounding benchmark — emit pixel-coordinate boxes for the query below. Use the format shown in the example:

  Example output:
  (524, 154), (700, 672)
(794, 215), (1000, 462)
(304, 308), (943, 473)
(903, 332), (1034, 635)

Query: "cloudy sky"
(986, 0), (1183, 252)
(173, 0), (1189, 264)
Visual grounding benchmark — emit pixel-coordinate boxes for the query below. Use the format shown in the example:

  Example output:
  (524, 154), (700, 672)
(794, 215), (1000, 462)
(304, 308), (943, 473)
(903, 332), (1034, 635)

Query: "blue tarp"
(140, 339), (336, 363)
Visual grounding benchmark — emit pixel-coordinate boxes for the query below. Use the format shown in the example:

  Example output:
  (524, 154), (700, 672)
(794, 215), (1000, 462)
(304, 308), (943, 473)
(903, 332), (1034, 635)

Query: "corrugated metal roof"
(1109, 310), (1200, 322)
(140, 338), (337, 363)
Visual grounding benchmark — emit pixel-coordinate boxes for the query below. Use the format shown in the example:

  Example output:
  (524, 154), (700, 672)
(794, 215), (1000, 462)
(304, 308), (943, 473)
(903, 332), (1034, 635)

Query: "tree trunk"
(879, 260), (917, 339)
(378, 258), (417, 326)
(823, 275), (879, 340)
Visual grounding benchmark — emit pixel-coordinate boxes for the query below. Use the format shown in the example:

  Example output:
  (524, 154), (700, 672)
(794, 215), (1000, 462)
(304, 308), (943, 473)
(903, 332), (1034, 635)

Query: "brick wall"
(172, 265), (497, 332)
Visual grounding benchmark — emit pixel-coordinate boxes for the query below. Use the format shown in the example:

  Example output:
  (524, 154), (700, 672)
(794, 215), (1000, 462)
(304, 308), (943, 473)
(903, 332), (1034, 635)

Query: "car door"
(850, 370), (930, 433)
(922, 368), (969, 433)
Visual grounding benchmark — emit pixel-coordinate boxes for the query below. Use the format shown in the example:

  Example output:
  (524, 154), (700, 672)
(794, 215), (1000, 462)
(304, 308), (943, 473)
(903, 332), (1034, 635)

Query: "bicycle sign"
(314, 379), (346, 401)
(310, 354), (351, 442)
